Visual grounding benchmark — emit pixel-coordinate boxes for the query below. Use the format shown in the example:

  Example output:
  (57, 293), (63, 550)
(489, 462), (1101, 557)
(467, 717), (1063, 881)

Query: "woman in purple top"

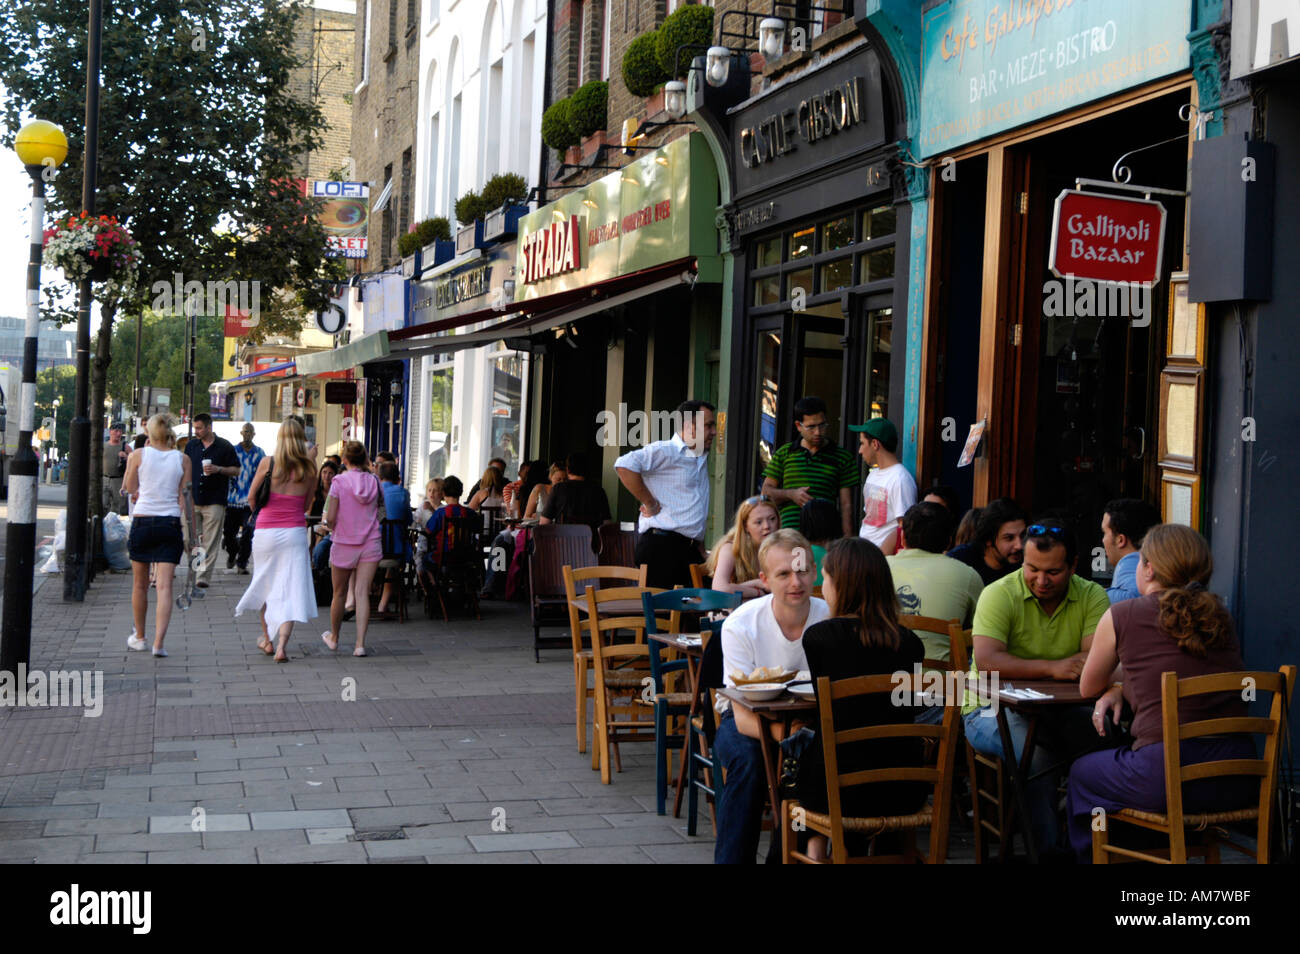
(1068, 524), (1257, 861)
(235, 418), (318, 662)
(320, 441), (382, 657)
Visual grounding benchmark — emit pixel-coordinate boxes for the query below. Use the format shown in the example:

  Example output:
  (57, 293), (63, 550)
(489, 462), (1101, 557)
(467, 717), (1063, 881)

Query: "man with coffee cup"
(183, 413), (240, 588)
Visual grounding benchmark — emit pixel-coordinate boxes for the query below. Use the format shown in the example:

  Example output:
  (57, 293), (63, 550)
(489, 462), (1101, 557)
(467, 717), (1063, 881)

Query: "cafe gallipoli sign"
(435, 264), (489, 308)
(740, 77), (866, 168)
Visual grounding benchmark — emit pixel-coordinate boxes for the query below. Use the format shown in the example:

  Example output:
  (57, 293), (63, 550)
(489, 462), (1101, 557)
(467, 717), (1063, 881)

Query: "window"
(399, 148), (413, 241)
(426, 363), (454, 480)
(358, 0), (370, 88)
(488, 346), (526, 471)
(448, 93), (462, 218)
(388, 0), (397, 50)
(427, 112), (439, 217)
(381, 162), (394, 263)
(601, 0), (611, 81)
(747, 200), (898, 309)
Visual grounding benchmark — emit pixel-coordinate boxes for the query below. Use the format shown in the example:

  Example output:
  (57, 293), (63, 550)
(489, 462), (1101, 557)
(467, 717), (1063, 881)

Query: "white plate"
(787, 683), (814, 697)
(736, 683), (786, 701)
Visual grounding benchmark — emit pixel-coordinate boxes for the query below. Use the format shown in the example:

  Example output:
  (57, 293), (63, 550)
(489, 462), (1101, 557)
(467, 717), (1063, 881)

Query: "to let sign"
(1048, 190), (1166, 285)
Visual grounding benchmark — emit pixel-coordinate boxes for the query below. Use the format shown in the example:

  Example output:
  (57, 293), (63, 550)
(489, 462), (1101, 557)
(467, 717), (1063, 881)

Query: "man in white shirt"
(849, 417), (916, 555)
(614, 400), (715, 588)
(714, 529), (829, 864)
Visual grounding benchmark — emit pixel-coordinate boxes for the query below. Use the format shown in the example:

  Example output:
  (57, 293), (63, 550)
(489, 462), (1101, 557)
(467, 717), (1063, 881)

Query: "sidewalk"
(0, 568), (716, 863)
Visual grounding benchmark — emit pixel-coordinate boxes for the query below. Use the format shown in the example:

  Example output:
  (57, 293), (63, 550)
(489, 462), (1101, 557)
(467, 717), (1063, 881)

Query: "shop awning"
(390, 257), (699, 360)
(212, 361), (297, 393)
(293, 328), (392, 377)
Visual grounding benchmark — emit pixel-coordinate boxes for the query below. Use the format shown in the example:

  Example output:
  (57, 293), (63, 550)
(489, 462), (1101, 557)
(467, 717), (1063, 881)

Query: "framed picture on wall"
(1158, 367), (1203, 472)
(1161, 470), (1201, 531)
(1166, 272), (1206, 365)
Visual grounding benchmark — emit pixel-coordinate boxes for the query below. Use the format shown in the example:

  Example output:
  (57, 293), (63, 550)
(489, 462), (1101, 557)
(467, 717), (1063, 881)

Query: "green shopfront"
(514, 132), (722, 527)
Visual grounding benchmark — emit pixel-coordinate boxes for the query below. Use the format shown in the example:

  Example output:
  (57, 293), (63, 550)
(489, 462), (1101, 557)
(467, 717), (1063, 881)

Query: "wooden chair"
(641, 589), (742, 815)
(585, 584), (658, 784)
(563, 564), (648, 755)
(375, 517), (411, 622)
(529, 524), (595, 662)
(596, 523), (637, 566)
(686, 620), (728, 837)
(781, 671), (960, 864)
(689, 563), (708, 589)
(428, 514), (482, 623)
(1093, 666), (1296, 864)
(899, 615), (968, 673)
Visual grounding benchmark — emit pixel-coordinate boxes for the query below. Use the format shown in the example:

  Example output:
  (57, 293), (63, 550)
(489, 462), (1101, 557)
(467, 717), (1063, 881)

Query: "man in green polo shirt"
(962, 518), (1114, 855)
(761, 396), (857, 537)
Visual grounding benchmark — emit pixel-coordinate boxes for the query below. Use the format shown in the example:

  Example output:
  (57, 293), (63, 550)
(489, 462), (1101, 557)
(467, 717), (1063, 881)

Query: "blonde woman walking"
(235, 418), (318, 662)
(122, 414), (191, 657)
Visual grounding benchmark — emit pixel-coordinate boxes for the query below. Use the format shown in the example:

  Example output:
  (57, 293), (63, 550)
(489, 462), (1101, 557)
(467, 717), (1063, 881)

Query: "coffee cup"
(202, 458), (213, 475)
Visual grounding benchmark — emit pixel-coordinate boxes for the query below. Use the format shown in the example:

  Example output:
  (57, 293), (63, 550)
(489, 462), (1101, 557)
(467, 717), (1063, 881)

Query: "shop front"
(718, 40), (907, 516)
(914, 0), (1207, 579)
(512, 132), (722, 522)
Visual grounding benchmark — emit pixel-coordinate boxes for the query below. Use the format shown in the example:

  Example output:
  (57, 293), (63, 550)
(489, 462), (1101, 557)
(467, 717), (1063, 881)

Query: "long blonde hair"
(146, 413), (175, 446)
(274, 417), (316, 484)
(705, 497), (780, 583)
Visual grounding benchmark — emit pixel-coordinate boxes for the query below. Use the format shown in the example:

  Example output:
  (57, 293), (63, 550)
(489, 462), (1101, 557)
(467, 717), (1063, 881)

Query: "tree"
(35, 361), (76, 457)
(103, 311), (225, 417)
(0, 0), (346, 517)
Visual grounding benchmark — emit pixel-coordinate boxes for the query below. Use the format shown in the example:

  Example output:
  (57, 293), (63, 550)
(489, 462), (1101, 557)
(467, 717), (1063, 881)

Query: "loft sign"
(740, 78), (864, 168)
(436, 265), (488, 308)
(521, 215), (582, 284)
(1048, 190), (1166, 285)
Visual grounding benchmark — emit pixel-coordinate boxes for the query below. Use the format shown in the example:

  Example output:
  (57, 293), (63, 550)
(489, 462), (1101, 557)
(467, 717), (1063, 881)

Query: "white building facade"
(409, 0), (548, 493)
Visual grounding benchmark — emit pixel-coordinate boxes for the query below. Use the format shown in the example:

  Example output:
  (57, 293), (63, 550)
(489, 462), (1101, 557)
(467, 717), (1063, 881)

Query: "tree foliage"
(103, 312), (225, 416)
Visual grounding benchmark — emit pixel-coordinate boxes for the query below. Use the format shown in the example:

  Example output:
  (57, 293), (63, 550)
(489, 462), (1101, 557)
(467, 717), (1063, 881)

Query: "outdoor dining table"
(986, 679), (1101, 864)
(718, 687), (816, 849)
(647, 632), (708, 817)
(568, 598), (648, 617)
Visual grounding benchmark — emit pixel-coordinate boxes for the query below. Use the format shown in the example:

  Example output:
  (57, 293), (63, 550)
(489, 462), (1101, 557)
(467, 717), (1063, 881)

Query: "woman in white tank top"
(121, 414), (192, 657)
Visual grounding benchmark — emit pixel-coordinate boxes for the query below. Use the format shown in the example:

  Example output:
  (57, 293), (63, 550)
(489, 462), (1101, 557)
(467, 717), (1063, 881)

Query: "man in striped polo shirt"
(760, 396), (857, 537)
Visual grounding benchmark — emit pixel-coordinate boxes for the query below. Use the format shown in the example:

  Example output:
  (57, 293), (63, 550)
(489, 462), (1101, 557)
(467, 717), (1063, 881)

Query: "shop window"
(754, 235), (781, 268)
(823, 216), (852, 251)
(753, 275), (780, 306)
(863, 205), (897, 240)
(426, 364), (454, 479)
(786, 267), (813, 300)
(489, 350), (525, 472)
(859, 246), (895, 282)
(866, 307), (893, 421)
(789, 226), (815, 259)
(821, 257), (852, 292)
(755, 331), (781, 488)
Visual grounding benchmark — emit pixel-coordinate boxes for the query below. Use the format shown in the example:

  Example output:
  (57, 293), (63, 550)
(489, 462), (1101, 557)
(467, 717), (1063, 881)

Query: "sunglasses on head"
(744, 495), (772, 505)
(1024, 524), (1066, 538)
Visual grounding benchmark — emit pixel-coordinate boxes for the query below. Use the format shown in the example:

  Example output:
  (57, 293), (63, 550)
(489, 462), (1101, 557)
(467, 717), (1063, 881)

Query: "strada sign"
(520, 215), (582, 284)
(1048, 190), (1166, 286)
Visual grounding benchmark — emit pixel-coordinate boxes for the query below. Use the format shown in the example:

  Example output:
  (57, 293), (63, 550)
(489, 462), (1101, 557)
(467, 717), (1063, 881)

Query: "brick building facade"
(351, 0), (421, 270)
(289, 0), (357, 184)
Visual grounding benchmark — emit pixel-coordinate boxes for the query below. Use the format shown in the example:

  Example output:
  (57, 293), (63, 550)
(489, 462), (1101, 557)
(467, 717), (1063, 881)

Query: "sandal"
(257, 637), (275, 656)
(321, 631), (339, 651)
(352, 647), (368, 657)
(275, 651), (290, 663)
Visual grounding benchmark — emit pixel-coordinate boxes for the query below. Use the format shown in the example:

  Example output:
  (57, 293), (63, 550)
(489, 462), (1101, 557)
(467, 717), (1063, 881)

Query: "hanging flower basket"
(42, 212), (141, 298)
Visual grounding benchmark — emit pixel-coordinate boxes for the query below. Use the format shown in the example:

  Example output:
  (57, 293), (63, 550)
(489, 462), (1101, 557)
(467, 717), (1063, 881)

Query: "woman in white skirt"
(235, 418), (317, 662)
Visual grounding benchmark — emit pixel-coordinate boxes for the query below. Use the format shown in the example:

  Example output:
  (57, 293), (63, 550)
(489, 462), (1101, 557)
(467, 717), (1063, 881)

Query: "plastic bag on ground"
(102, 512), (131, 570)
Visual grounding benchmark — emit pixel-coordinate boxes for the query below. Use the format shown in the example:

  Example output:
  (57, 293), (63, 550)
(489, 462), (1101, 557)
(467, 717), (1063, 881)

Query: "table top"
(719, 688), (816, 714)
(994, 680), (1099, 708)
(647, 633), (704, 653)
(569, 598), (648, 616)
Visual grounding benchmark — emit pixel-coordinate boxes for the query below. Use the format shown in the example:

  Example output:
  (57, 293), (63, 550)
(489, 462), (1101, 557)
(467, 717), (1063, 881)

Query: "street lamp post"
(1, 119), (68, 677)
(64, 0), (104, 602)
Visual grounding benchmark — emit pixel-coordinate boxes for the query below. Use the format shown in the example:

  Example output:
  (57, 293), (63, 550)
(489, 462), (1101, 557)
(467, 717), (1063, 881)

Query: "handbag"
(251, 460), (273, 513)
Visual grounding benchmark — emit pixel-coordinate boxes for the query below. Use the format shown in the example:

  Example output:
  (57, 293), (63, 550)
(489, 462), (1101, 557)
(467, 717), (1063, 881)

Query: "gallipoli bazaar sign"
(1048, 190), (1166, 285)
(521, 215), (582, 284)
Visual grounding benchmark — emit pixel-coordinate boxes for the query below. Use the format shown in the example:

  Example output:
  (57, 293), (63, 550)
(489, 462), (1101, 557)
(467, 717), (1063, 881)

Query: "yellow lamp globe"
(15, 120), (68, 168)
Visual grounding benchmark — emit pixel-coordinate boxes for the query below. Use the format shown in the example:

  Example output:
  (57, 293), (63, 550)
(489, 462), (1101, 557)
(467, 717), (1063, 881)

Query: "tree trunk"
(88, 302), (116, 521)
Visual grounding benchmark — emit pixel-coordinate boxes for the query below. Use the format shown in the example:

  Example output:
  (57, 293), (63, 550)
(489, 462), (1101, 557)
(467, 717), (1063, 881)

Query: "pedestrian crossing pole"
(1, 121), (67, 675)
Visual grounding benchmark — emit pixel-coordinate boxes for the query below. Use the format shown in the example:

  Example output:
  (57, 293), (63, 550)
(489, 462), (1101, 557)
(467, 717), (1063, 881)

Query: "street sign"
(1049, 190), (1167, 286)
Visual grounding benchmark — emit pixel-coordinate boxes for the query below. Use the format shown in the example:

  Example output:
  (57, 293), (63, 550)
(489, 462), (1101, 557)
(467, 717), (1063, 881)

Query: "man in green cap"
(848, 417), (916, 555)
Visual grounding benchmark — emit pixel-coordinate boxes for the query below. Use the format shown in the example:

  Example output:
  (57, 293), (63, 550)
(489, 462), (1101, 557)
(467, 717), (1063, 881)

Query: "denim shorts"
(129, 515), (183, 565)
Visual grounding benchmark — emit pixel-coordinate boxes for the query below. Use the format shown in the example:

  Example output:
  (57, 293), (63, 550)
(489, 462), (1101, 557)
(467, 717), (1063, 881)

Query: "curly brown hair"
(1140, 524), (1236, 658)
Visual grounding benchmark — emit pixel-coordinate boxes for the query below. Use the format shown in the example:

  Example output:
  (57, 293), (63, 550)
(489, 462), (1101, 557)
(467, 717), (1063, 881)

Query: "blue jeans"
(963, 707), (1063, 853)
(312, 535), (332, 571)
(712, 712), (768, 864)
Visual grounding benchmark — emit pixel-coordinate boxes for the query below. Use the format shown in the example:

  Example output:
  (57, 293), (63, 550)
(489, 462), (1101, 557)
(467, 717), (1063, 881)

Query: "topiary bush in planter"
(623, 32), (667, 97)
(568, 80), (608, 141)
(542, 97), (578, 155)
(455, 190), (491, 226)
(398, 216), (451, 258)
(481, 172), (528, 211)
(656, 3), (713, 77)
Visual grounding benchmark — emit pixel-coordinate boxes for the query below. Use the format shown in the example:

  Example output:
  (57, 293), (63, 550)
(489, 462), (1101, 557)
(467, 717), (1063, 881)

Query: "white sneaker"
(152, 647), (168, 658)
(127, 633), (147, 651)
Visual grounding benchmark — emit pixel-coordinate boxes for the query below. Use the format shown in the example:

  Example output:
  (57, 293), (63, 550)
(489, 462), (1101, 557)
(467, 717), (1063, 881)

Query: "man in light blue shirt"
(224, 423), (265, 574)
(1101, 498), (1161, 603)
(614, 400), (715, 588)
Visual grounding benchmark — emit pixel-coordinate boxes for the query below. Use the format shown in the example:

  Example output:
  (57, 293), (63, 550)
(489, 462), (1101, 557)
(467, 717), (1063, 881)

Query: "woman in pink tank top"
(234, 419), (318, 662)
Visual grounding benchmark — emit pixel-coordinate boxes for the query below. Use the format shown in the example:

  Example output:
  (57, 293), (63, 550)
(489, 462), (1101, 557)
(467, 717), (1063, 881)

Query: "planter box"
(401, 248), (419, 278)
(565, 145), (581, 166)
(643, 87), (667, 120)
(455, 219), (485, 256)
(581, 130), (608, 159)
(482, 204), (528, 243)
(421, 239), (456, 270)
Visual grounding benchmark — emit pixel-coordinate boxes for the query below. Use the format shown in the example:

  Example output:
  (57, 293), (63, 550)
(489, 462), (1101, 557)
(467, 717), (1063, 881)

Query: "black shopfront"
(721, 43), (910, 506)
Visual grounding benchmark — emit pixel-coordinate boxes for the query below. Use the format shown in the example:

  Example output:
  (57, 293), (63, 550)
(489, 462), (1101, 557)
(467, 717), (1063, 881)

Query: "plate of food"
(730, 665), (797, 686)
(786, 682), (814, 697)
(735, 683), (787, 701)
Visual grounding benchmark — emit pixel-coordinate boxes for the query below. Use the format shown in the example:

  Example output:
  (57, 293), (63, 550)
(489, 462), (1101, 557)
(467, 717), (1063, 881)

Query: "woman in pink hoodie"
(320, 440), (383, 656)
